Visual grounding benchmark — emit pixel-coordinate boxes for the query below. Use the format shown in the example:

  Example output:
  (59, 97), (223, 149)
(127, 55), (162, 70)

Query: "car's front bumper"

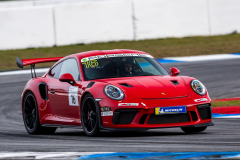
(97, 98), (213, 130)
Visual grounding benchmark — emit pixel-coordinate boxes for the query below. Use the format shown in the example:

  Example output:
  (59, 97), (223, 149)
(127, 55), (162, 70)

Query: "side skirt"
(41, 124), (82, 129)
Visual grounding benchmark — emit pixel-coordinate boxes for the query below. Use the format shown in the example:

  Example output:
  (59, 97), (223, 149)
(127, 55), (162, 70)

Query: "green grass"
(1, 33), (240, 71)
(212, 100), (240, 107)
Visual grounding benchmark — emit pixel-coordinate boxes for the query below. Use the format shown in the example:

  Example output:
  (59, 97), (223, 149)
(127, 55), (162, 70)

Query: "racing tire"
(81, 93), (100, 137)
(23, 92), (57, 135)
(181, 126), (207, 134)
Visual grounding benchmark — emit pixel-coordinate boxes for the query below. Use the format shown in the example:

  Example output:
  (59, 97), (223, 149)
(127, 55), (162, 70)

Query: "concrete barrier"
(34, 0), (106, 6)
(208, 0), (240, 35)
(133, 0), (210, 40)
(0, 1), (33, 9)
(0, 0), (240, 50)
(54, 0), (133, 46)
(0, 7), (55, 50)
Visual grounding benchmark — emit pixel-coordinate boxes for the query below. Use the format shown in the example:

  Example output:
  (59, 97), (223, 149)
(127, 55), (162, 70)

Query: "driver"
(119, 59), (135, 77)
(124, 63), (132, 74)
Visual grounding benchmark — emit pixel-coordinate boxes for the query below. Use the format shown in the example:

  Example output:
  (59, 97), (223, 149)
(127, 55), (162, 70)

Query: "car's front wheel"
(81, 93), (100, 136)
(181, 126), (207, 134)
(23, 92), (57, 134)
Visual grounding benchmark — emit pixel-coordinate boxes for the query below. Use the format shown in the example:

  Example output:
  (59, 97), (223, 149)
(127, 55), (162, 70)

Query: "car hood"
(96, 76), (189, 99)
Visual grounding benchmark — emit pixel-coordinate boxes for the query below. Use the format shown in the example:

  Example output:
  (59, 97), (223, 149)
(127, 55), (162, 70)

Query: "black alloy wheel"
(23, 92), (56, 134)
(23, 93), (38, 133)
(81, 94), (99, 136)
(181, 126), (207, 134)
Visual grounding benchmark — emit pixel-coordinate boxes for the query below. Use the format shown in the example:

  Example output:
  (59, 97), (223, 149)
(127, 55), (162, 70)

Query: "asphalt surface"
(0, 59), (240, 152)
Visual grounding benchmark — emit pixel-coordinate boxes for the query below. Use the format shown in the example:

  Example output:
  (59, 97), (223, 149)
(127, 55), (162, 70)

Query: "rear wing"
(16, 57), (63, 78)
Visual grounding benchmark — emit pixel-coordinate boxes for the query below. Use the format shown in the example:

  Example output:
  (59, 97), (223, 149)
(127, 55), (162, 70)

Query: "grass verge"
(1, 34), (240, 71)
(212, 100), (240, 107)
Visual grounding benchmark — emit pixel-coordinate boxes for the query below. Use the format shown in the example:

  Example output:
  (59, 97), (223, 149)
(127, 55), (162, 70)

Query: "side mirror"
(170, 67), (180, 76)
(59, 73), (76, 85)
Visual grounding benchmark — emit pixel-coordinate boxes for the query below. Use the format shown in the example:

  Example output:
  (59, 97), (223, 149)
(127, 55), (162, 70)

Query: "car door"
(47, 61), (63, 123)
(48, 58), (81, 124)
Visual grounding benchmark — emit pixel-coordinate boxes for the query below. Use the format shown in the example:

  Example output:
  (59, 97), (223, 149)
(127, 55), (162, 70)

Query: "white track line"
(214, 115), (240, 118)
(164, 54), (240, 62)
(226, 154), (240, 159)
(0, 68), (49, 76)
(0, 152), (113, 159)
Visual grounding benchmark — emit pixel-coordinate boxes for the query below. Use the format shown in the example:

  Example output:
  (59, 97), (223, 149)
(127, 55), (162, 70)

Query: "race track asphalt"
(0, 59), (239, 152)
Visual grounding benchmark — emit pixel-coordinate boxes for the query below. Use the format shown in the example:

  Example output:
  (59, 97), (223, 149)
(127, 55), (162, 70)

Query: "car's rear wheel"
(23, 92), (57, 134)
(181, 126), (207, 134)
(81, 94), (99, 136)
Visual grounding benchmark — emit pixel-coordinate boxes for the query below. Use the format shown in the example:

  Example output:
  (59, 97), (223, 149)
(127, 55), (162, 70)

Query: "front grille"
(198, 104), (212, 120)
(190, 111), (198, 121)
(147, 113), (191, 124)
(112, 109), (137, 125)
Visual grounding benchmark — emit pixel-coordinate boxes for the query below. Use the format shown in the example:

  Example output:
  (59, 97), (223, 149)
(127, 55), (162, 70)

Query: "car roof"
(74, 49), (149, 59)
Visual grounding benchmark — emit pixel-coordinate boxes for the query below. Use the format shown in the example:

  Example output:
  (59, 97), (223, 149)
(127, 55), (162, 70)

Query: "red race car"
(16, 49), (213, 136)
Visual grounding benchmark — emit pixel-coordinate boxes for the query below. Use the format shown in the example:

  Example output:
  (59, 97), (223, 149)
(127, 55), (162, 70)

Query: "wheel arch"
(22, 79), (49, 121)
(80, 91), (93, 109)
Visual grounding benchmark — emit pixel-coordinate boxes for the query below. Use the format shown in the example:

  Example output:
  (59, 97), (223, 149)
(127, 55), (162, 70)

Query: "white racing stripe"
(0, 68), (49, 76)
(0, 152), (113, 159)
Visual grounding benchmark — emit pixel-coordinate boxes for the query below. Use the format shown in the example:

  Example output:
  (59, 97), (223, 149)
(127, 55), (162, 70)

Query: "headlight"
(191, 80), (206, 96)
(104, 85), (124, 100)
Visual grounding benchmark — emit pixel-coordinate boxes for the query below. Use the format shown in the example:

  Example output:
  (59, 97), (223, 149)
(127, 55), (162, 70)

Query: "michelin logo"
(156, 106), (186, 115)
(159, 108), (183, 113)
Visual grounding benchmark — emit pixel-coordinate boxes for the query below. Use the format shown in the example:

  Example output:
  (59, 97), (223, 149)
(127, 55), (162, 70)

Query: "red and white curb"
(212, 97), (240, 118)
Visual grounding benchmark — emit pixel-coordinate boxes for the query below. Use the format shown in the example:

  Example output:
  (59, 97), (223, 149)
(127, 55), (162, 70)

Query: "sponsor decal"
(118, 103), (139, 106)
(161, 93), (166, 95)
(82, 59), (99, 68)
(194, 98), (208, 102)
(155, 106), (186, 115)
(69, 86), (79, 106)
(101, 111), (113, 116)
(81, 54), (153, 62)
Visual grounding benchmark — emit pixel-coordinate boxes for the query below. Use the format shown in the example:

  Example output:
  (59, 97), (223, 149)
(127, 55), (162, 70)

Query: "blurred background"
(0, 0), (240, 71)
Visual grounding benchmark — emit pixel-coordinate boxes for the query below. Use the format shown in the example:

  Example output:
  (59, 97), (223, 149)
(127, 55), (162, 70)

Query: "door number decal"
(71, 95), (76, 104)
(69, 86), (79, 106)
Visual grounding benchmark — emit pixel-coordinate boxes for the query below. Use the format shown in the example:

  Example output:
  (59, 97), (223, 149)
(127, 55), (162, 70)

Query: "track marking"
(212, 114), (240, 118)
(79, 152), (240, 159)
(0, 152), (112, 159)
(1, 152), (240, 159)
(163, 53), (240, 62)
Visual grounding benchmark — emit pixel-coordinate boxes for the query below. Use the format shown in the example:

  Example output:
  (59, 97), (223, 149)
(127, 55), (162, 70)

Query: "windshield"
(81, 54), (169, 80)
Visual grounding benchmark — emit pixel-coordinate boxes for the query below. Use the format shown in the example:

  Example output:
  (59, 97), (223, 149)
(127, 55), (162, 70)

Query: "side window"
(49, 62), (63, 79)
(59, 59), (80, 81)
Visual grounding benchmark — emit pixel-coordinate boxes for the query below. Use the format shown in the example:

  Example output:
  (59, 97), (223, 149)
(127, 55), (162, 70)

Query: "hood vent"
(171, 80), (179, 85)
(119, 83), (133, 87)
